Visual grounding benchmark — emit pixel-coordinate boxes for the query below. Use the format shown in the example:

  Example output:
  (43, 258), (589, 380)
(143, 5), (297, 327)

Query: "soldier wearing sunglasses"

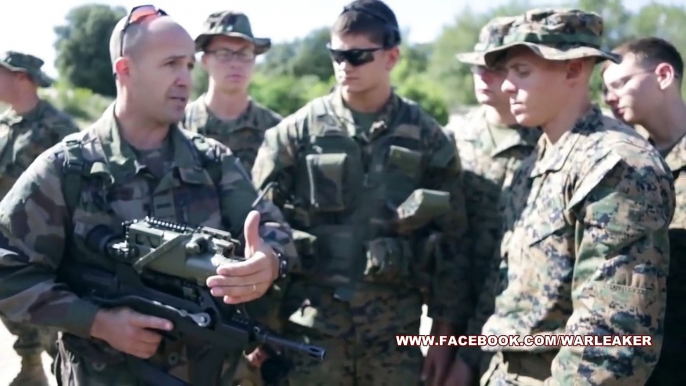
(251, 0), (469, 384)
(182, 11), (282, 178)
(0, 5), (296, 386)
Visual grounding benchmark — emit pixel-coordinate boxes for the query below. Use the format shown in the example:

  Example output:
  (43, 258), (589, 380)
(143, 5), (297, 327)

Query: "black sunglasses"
(119, 5), (168, 57)
(326, 43), (383, 67)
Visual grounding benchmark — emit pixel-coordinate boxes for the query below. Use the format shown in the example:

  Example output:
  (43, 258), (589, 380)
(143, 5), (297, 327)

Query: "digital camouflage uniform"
(450, 16), (542, 329)
(645, 135), (686, 386)
(0, 103), (297, 386)
(185, 12), (280, 386)
(184, 11), (278, 180)
(183, 98), (282, 177)
(251, 88), (470, 385)
(457, 9), (677, 385)
(0, 51), (80, 386)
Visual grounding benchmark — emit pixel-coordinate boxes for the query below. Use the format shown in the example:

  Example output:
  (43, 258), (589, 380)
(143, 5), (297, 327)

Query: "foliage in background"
(54, 4), (126, 98)
(52, 0), (686, 126)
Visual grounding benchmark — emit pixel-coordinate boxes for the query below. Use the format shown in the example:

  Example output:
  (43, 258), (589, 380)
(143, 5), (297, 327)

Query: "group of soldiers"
(0, 0), (684, 385)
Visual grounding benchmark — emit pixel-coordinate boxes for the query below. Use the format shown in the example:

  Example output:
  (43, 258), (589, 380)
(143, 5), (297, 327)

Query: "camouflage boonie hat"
(456, 16), (517, 66)
(195, 11), (271, 55)
(0, 51), (53, 88)
(483, 8), (622, 67)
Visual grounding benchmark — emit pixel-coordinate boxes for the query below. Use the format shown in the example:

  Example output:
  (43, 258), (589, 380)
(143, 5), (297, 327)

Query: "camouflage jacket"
(458, 105), (675, 384)
(0, 98), (79, 197)
(182, 96), (282, 175)
(447, 105), (540, 311)
(0, 104), (296, 383)
(251, 88), (470, 339)
(649, 133), (686, 379)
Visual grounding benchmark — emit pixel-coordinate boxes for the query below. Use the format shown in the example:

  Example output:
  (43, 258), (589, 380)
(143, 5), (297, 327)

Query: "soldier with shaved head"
(0, 5), (296, 385)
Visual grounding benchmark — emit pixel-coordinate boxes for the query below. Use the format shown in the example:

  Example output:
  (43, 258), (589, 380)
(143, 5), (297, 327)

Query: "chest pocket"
(303, 133), (363, 213)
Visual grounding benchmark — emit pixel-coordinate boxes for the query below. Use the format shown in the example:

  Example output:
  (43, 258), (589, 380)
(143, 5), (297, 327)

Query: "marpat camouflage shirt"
(182, 96), (282, 175)
(0, 98), (79, 197)
(251, 89), (471, 339)
(459, 105), (675, 384)
(446, 105), (540, 317)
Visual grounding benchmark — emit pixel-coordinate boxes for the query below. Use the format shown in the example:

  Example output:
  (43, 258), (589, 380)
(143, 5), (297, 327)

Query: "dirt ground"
(0, 306), (432, 385)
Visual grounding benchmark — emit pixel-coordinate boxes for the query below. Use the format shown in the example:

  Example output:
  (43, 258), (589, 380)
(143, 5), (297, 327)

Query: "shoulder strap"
(61, 137), (88, 218)
(190, 134), (223, 187)
(307, 97), (332, 137)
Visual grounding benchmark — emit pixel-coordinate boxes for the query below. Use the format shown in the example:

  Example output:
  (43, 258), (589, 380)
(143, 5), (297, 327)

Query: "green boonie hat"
(195, 11), (271, 55)
(456, 16), (517, 66)
(0, 51), (53, 88)
(483, 8), (622, 67)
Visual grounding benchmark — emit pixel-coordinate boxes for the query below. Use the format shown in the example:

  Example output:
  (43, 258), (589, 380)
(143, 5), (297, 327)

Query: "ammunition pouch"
(363, 237), (413, 284)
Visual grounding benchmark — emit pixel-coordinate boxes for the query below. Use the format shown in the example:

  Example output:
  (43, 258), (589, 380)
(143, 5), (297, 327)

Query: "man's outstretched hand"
(206, 210), (278, 304)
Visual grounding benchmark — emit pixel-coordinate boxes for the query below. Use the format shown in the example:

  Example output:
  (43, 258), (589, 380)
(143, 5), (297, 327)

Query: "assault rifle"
(59, 217), (325, 386)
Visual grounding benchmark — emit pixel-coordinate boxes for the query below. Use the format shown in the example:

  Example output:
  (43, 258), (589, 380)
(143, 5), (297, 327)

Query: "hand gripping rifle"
(60, 217), (325, 386)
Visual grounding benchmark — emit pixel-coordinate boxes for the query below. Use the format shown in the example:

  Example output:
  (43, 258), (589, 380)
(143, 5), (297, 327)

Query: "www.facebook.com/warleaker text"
(395, 335), (653, 347)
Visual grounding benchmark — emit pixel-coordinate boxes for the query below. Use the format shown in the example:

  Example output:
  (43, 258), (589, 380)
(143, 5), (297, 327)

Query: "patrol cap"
(0, 51), (53, 88)
(195, 11), (271, 54)
(483, 8), (622, 67)
(456, 16), (517, 66)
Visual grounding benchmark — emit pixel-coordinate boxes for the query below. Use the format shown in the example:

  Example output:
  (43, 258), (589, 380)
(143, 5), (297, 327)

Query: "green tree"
(427, 1), (532, 108)
(54, 4), (126, 97)
(259, 27), (334, 81)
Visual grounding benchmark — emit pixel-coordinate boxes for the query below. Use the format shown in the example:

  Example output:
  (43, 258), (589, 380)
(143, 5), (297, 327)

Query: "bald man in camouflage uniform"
(449, 9), (675, 385)
(0, 9), (296, 386)
(0, 51), (79, 386)
(443, 17), (541, 385)
(183, 11), (282, 177)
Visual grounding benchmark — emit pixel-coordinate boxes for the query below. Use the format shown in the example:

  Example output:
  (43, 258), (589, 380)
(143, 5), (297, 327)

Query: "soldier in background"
(443, 16), (541, 386)
(183, 11), (282, 176)
(251, 0), (470, 384)
(602, 36), (686, 386)
(451, 9), (675, 385)
(0, 50), (80, 386)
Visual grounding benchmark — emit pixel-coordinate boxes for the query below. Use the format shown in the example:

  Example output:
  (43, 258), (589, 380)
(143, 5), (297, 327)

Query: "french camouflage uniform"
(187, 11), (280, 386)
(251, 87), (470, 385)
(183, 97), (282, 177)
(457, 9), (676, 385)
(645, 135), (686, 386)
(0, 50), (79, 386)
(450, 15), (541, 325)
(0, 103), (297, 386)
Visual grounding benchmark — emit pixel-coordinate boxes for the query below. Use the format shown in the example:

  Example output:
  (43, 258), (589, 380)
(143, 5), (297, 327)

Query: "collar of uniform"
(460, 106), (540, 156)
(194, 94), (254, 128)
(0, 99), (49, 126)
(529, 104), (601, 177)
(96, 103), (203, 182)
(662, 133), (686, 173)
(329, 87), (400, 139)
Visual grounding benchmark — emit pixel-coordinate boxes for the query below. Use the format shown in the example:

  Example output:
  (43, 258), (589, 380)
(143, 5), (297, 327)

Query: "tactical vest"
(284, 97), (446, 301)
(55, 130), (227, 374)
(61, 132), (223, 220)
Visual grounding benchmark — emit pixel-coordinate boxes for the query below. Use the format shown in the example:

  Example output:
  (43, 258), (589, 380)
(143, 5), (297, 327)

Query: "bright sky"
(0, 0), (681, 78)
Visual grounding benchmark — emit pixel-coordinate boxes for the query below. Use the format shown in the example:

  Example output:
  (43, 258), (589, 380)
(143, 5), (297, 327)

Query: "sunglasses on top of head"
(326, 43), (384, 67)
(119, 5), (168, 57)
